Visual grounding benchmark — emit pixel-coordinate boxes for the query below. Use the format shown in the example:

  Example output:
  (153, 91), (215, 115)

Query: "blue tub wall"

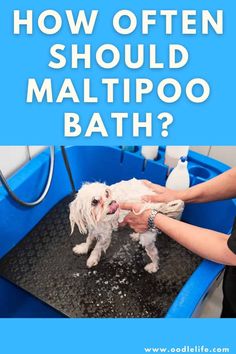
(0, 147), (75, 317)
(0, 145), (236, 318)
(183, 200), (236, 234)
(0, 278), (64, 318)
(65, 146), (168, 188)
(166, 260), (224, 318)
(0, 148), (73, 258)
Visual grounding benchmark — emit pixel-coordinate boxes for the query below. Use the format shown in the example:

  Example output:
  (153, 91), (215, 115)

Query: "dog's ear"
(69, 198), (88, 235)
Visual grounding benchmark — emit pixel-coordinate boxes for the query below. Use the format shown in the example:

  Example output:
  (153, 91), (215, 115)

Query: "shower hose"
(0, 146), (55, 207)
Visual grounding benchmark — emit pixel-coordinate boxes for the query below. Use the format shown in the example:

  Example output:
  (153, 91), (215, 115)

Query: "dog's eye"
(105, 190), (110, 198)
(91, 198), (99, 206)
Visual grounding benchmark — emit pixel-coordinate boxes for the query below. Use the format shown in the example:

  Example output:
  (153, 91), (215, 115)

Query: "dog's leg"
(144, 243), (159, 273)
(130, 232), (140, 242)
(73, 233), (95, 255)
(87, 233), (112, 268)
(139, 232), (159, 273)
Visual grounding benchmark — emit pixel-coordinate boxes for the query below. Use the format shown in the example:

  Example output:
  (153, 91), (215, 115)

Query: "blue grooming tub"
(0, 146), (235, 318)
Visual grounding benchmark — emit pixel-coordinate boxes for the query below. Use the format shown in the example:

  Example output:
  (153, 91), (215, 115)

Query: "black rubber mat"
(0, 195), (201, 318)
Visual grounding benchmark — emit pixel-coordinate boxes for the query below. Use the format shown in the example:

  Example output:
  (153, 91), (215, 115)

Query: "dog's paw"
(130, 232), (140, 242)
(87, 256), (98, 268)
(73, 243), (88, 255)
(144, 263), (159, 273)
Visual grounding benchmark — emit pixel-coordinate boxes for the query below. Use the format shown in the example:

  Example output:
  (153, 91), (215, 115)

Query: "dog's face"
(69, 182), (119, 234)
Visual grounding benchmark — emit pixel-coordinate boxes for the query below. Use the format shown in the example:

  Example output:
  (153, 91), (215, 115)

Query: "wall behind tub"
(0, 146), (235, 179)
(191, 146), (236, 168)
(0, 146), (46, 178)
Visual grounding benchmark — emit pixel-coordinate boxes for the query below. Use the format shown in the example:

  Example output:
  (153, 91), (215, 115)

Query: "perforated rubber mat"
(0, 195), (201, 318)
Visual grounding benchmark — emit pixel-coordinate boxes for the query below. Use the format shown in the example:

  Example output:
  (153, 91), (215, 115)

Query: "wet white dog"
(69, 178), (184, 273)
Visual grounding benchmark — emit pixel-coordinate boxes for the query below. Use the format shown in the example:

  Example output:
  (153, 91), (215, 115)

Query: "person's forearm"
(155, 213), (236, 266)
(176, 167), (236, 204)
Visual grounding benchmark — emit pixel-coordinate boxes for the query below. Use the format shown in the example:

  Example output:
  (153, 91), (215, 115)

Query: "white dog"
(69, 178), (184, 273)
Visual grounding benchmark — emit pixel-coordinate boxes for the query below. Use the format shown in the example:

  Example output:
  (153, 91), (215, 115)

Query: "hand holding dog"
(119, 180), (184, 232)
(119, 202), (151, 233)
(142, 180), (181, 203)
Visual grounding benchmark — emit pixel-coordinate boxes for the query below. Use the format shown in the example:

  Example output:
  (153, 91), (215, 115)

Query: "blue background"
(0, 0), (235, 145)
(0, 319), (235, 353)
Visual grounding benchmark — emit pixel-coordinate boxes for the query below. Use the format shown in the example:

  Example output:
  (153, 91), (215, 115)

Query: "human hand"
(119, 202), (151, 233)
(142, 180), (181, 203)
